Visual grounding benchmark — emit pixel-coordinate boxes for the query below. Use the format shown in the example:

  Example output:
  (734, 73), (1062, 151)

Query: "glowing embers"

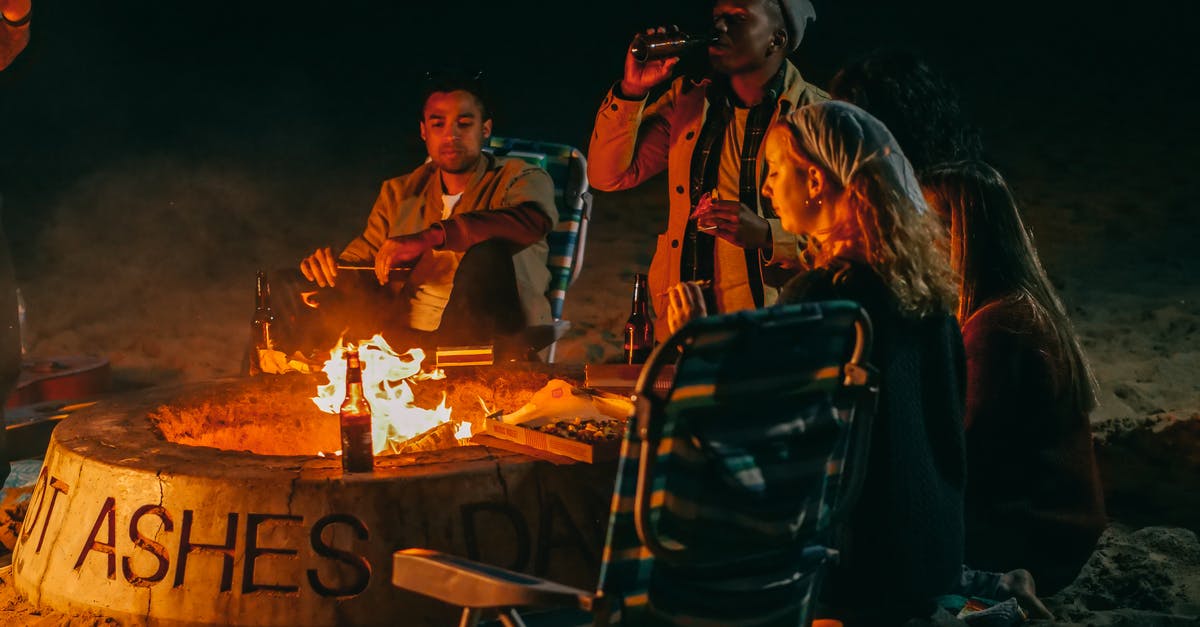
(312, 334), (472, 455)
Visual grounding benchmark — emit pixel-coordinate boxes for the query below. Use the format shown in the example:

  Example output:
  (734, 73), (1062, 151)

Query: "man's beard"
(436, 151), (481, 175)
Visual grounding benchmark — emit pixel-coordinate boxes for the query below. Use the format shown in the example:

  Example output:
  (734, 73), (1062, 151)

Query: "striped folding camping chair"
(484, 137), (592, 362)
(392, 301), (877, 626)
(603, 300), (877, 625)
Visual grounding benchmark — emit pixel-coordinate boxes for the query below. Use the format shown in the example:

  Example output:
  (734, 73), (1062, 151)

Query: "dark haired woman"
(924, 161), (1106, 594)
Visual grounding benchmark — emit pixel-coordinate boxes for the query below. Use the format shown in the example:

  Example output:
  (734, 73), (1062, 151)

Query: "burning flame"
(312, 334), (472, 454)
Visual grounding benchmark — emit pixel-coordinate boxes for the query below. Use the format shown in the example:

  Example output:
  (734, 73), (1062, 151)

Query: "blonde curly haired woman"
(670, 100), (978, 623)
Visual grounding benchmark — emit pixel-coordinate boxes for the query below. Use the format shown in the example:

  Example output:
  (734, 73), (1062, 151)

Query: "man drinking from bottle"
(587, 0), (827, 341)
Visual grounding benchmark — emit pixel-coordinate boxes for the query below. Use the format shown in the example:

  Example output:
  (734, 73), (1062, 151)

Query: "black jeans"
(270, 240), (527, 357)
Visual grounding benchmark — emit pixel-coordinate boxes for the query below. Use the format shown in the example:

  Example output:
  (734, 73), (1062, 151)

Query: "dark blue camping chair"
(393, 301), (878, 626)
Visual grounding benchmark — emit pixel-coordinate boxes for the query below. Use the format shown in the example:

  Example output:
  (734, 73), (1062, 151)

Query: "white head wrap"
(783, 100), (927, 214)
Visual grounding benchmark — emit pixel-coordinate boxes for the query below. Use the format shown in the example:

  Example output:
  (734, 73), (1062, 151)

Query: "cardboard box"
(479, 418), (622, 464)
(584, 363), (675, 395)
(436, 345), (494, 367)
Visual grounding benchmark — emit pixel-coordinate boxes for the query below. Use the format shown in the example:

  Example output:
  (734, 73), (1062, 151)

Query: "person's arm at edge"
(0, 2), (31, 71)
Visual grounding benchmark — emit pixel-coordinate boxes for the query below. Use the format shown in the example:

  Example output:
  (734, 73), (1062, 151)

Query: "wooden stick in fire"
(300, 265), (415, 308)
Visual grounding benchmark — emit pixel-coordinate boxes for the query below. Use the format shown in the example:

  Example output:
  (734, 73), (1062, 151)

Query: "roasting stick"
(300, 265), (413, 307)
(335, 264), (413, 273)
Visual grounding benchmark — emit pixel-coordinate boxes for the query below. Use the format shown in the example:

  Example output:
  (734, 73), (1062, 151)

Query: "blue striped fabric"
(485, 137), (592, 321)
(597, 301), (875, 625)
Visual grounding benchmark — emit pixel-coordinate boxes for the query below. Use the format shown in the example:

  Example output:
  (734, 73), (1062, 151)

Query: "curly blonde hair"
(773, 114), (957, 319)
(828, 161), (956, 318)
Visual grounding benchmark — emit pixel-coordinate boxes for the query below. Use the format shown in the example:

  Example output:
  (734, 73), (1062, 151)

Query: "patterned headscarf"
(783, 100), (927, 214)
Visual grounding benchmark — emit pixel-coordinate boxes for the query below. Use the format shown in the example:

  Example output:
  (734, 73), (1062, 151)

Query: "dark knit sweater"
(961, 297), (1106, 593)
(782, 260), (966, 623)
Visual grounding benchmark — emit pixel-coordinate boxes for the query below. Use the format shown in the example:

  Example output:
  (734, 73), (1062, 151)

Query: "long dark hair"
(923, 161), (1098, 415)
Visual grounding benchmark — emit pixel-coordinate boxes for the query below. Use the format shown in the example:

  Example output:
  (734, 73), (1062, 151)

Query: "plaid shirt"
(682, 64), (791, 309)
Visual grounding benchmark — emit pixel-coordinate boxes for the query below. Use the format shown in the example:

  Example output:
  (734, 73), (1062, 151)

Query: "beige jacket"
(588, 62), (828, 340)
(340, 154), (557, 331)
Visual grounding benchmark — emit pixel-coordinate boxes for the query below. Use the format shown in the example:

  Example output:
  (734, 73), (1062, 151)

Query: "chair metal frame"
(629, 305), (876, 579)
(392, 301), (877, 626)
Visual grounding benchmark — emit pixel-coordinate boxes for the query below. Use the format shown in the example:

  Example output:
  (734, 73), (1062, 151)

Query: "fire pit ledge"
(12, 374), (615, 627)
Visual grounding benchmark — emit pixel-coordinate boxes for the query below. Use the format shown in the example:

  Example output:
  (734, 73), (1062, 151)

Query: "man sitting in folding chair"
(274, 73), (558, 359)
(393, 300), (879, 626)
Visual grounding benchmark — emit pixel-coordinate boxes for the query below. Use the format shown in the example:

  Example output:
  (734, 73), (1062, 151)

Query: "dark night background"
(0, 0), (1197, 383)
(2, 1), (1194, 251)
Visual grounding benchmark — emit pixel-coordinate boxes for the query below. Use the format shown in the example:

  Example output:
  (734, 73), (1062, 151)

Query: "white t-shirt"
(441, 192), (463, 220)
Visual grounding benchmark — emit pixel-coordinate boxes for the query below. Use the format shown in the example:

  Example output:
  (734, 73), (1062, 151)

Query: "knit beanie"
(778, 0), (816, 51)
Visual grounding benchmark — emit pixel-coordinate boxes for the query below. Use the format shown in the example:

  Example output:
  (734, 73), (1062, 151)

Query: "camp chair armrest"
(569, 191), (593, 285)
(522, 320), (572, 352)
(393, 549), (599, 612)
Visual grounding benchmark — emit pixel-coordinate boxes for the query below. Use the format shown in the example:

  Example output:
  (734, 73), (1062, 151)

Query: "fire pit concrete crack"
(144, 568), (154, 622)
(148, 469), (165, 619)
(485, 451), (510, 501)
(285, 474), (300, 516)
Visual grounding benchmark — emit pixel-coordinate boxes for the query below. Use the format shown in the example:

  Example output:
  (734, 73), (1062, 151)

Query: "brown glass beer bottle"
(630, 30), (720, 62)
(251, 271), (275, 349)
(245, 270), (276, 376)
(339, 347), (375, 472)
(623, 273), (654, 364)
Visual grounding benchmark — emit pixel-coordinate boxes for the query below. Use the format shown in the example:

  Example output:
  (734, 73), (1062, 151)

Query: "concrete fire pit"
(10, 373), (618, 626)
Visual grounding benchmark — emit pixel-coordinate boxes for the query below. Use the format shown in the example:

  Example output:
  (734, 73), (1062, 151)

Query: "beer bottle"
(623, 273), (653, 364)
(630, 30), (720, 62)
(245, 270), (276, 376)
(339, 347), (375, 472)
(251, 271), (276, 350)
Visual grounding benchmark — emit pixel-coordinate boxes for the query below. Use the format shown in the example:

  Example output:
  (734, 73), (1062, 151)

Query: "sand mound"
(1094, 413), (1200, 534)
(1048, 525), (1200, 626)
